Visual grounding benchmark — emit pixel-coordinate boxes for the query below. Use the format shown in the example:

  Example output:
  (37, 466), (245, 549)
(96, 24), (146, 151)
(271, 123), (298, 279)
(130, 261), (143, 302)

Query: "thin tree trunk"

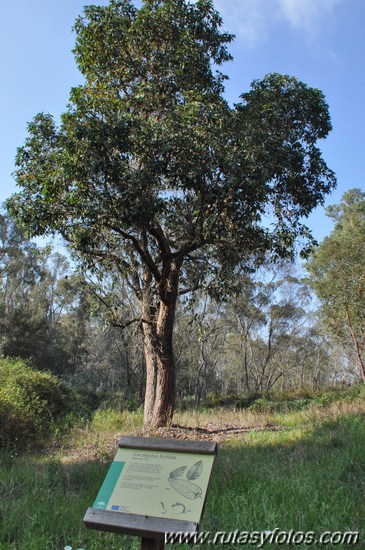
(194, 360), (205, 409)
(344, 304), (365, 383)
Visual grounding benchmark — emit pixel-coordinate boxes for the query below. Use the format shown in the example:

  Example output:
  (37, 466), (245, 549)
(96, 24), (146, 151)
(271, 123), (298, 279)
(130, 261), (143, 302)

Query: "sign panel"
(92, 446), (215, 524)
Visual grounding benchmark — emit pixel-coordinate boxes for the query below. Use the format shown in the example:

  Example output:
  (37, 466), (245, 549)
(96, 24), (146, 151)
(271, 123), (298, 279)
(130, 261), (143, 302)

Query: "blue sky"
(1, 0), (364, 243)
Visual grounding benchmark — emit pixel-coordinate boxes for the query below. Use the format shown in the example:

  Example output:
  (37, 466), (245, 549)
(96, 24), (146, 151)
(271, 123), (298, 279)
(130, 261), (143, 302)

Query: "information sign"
(84, 436), (217, 545)
(92, 446), (214, 522)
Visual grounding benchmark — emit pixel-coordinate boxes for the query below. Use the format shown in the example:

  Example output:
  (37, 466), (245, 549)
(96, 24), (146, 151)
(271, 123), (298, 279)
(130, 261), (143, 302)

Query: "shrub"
(0, 357), (78, 449)
(204, 391), (261, 409)
(249, 397), (312, 413)
(249, 385), (365, 413)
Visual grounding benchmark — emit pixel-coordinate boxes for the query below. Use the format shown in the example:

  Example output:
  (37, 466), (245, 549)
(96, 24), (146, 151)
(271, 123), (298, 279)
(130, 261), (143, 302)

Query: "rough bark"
(142, 259), (180, 427)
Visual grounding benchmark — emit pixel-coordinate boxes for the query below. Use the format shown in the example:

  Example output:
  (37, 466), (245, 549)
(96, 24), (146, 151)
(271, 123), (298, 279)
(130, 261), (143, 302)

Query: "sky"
(1, 0), (364, 244)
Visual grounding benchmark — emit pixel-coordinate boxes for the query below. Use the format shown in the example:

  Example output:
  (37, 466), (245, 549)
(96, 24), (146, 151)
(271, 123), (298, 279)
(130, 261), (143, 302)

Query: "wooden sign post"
(84, 436), (217, 549)
(141, 537), (164, 549)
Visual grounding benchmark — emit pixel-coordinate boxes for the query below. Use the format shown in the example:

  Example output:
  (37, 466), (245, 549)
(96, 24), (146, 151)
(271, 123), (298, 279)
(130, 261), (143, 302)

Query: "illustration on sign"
(168, 461), (203, 499)
(92, 448), (214, 523)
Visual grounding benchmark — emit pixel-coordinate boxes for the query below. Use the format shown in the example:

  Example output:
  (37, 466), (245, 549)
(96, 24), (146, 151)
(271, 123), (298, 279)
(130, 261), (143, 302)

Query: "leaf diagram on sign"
(168, 461), (203, 500)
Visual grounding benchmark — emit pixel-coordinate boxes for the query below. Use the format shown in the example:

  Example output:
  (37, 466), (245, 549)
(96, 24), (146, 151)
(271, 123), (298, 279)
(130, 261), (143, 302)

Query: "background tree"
(306, 189), (365, 382)
(0, 212), (46, 361)
(8, 0), (335, 426)
(174, 294), (227, 407)
(222, 265), (319, 395)
(0, 212), (91, 374)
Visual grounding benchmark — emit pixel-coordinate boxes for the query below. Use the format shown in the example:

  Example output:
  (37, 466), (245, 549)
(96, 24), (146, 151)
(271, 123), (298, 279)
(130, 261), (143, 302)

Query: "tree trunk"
(142, 260), (180, 427)
(344, 304), (365, 383)
(194, 359), (205, 409)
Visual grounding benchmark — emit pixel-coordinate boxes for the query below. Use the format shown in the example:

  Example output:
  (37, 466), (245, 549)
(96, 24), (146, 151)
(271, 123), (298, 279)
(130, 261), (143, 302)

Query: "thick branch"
(108, 224), (161, 282)
(148, 222), (172, 259)
(112, 317), (153, 330)
(178, 283), (202, 296)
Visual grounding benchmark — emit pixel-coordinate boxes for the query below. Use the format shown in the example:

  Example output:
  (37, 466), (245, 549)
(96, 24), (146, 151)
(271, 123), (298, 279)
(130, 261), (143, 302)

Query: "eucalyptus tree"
(0, 212), (39, 289)
(174, 295), (227, 407)
(307, 189), (365, 382)
(224, 266), (314, 394)
(0, 212), (46, 361)
(8, 0), (335, 426)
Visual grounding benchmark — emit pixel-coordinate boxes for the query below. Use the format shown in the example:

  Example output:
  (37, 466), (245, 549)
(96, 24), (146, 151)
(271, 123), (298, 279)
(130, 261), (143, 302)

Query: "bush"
(249, 385), (365, 413)
(204, 391), (261, 409)
(0, 357), (78, 449)
(202, 385), (365, 414)
(249, 397), (312, 413)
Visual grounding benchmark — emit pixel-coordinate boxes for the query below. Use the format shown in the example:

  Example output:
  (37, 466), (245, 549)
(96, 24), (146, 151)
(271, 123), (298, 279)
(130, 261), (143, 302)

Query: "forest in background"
(1, 188), (365, 549)
(1, 2), (364, 546)
(1, 187), (364, 413)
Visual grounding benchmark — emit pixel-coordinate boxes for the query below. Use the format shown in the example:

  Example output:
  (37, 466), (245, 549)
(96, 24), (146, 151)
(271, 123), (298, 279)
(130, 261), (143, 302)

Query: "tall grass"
(0, 451), (138, 550)
(204, 414), (365, 547)
(1, 394), (364, 549)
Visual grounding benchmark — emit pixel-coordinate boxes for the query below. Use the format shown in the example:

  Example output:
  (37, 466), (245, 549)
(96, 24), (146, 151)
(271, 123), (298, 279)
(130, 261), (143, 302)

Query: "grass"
(1, 394), (365, 549)
(209, 416), (364, 539)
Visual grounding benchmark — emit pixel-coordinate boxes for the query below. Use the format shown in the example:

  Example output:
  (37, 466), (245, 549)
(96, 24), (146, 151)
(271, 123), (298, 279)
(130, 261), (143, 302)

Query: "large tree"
(8, 0), (335, 426)
(306, 189), (365, 382)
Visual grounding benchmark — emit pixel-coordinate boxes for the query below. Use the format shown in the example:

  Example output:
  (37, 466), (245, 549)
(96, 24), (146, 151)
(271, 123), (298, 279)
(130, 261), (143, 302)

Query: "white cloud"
(214, 0), (345, 47)
(279, 0), (344, 34)
(214, 0), (268, 48)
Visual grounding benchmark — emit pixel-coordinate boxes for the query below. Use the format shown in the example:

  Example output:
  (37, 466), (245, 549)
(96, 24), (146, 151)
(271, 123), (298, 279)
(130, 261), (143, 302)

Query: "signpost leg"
(141, 537), (164, 549)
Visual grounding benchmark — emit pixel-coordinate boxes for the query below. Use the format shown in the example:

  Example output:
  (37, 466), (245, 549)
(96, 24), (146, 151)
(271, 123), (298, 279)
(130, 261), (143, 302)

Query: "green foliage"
(0, 453), (138, 549)
(306, 188), (365, 380)
(204, 391), (261, 409)
(6, 0), (336, 425)
(0, 212), (93, 375)
(97, 390), (143, 412)
(204, 385), (365, 413)
(0, 357), (80, 449)
(249, 385), (365, 413)
(207, 414), (365, 548)
(7, 0), (335, 298)
(250, 396), (312, 413)
(0, 213), (48, 364)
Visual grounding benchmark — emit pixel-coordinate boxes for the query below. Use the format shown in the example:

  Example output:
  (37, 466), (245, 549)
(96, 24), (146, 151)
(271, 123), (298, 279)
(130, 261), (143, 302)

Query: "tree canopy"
(306, 189), (365, 382)
(8, 0), (336, 426)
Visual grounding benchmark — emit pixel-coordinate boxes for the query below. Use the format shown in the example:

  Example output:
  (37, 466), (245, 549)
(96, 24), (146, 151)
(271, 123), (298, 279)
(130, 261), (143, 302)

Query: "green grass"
(1, 396), (365, 549)
(206, 416), (365, 547)
(0, 452), (138, 550)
